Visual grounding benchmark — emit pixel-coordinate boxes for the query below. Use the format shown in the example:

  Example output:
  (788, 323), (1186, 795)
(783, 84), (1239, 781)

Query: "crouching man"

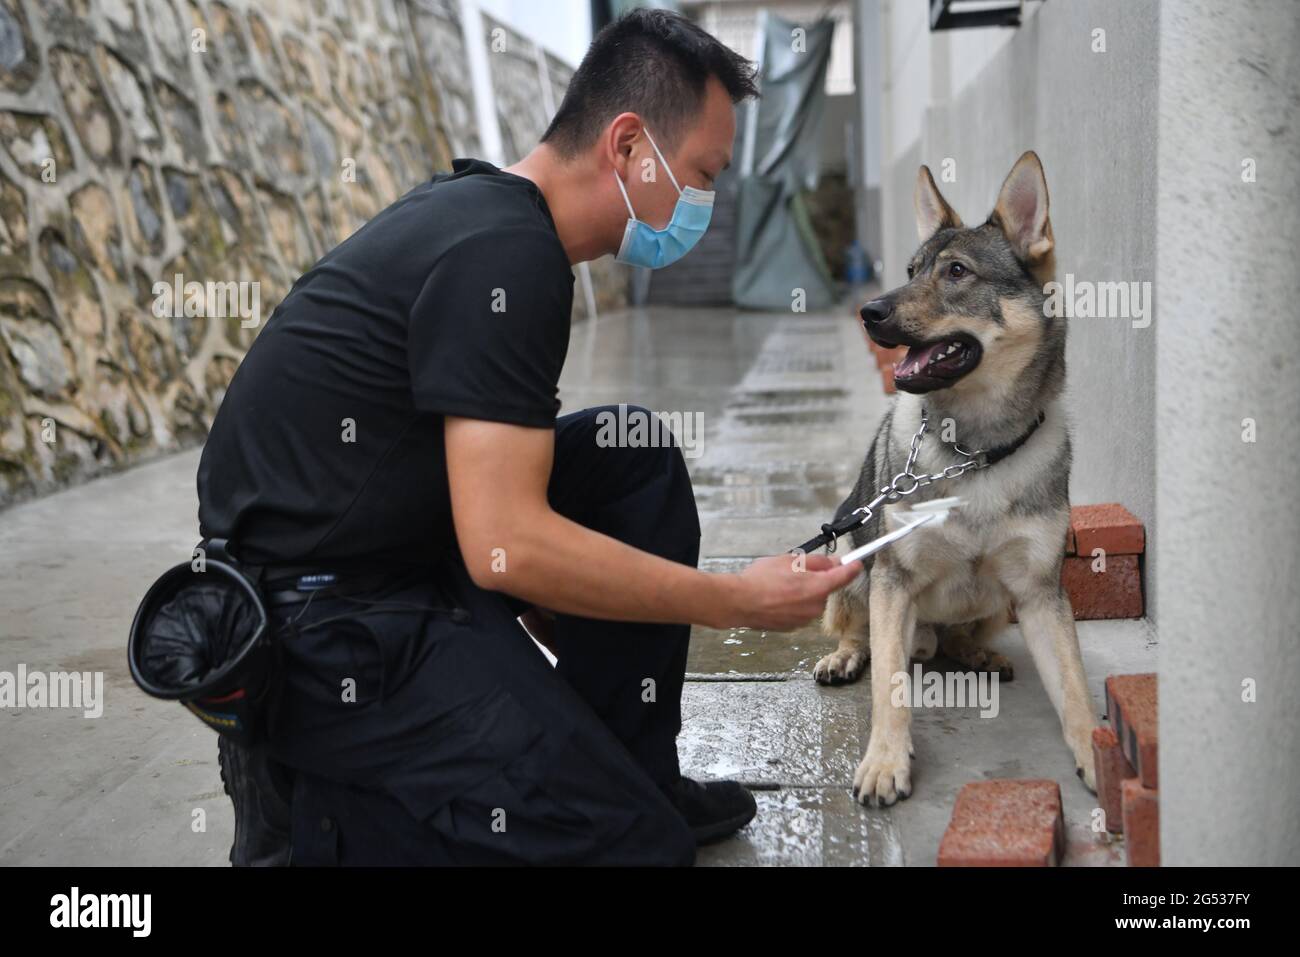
(203, 9), (860, 866)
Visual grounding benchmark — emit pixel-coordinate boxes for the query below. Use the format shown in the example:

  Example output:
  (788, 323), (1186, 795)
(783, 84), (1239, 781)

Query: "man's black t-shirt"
(197, 159), (574, 566)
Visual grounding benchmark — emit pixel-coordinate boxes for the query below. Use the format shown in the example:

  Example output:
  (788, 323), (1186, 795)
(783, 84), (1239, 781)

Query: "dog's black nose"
(860, 298), (893, 325)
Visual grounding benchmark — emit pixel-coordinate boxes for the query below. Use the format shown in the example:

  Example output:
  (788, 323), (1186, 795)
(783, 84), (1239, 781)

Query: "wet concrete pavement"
(0, 303), (1156, 866)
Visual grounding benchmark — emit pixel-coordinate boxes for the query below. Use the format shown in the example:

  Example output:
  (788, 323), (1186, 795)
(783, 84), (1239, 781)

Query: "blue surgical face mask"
(614, 128), (715, 270)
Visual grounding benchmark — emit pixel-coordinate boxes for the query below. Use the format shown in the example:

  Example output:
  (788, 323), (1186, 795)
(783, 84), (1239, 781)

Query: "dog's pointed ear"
(914, 165), (962, 242)
(991, 151), (1053, 264)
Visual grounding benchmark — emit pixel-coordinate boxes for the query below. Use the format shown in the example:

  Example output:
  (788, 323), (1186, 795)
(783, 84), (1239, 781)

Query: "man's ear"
(914, 165), (962, 242)
(606, 112), (643, 175)
(991, 150), (1053, 264)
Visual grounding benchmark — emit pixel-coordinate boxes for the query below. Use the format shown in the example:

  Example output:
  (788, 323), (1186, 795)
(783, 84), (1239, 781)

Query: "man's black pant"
(229, 406), (700, 865)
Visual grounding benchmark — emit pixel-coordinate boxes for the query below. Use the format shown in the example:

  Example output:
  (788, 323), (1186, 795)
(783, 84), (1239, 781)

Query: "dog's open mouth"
(892, 335), (982, 392)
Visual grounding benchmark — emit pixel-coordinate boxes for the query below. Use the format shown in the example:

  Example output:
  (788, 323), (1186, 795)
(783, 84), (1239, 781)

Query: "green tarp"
(732, 14), (837, 311)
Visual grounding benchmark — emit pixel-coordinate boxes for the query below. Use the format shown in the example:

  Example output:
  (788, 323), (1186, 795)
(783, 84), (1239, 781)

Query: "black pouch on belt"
(127, 538), (274, 746)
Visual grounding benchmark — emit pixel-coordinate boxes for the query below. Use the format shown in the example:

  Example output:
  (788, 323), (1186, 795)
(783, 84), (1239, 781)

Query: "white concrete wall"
(1155, 0), (1300, 866)
(943, 0), (1042, 100)
(873, 0), (1159, 619)
(881, 0), (929, 158)
(821, 93), (856, 173)
(852, 0), (883, 259)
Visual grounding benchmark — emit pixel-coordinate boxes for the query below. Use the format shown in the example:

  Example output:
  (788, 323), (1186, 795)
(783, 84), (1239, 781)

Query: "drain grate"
(690, 463), (849, 488)
(729, 388), (848, 409)
(732, 409), (846, 426)
(752, 354), (837, 375)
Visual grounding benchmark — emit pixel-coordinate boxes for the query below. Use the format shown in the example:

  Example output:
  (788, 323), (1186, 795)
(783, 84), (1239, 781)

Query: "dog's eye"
(906, 264), (915, 279)
(946, 262), (968, 279)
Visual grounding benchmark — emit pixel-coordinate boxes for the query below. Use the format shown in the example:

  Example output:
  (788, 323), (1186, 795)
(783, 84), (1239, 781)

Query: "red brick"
(1107, 673), (1158, 789)
(1065, 524), (1076, 555)
(1121, 779), (1160, 866)
(937, 780), (1065, 867)
(1092, 726), (1136, 834)
(881, 364), (896, 394)
(1071, 503), (1145, 556)
(1061, 553), (1143, 619)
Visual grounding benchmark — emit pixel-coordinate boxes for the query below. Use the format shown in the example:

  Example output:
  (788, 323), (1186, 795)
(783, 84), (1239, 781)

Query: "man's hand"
(445, 415), (862, 631)
(722, 554), (862, 631)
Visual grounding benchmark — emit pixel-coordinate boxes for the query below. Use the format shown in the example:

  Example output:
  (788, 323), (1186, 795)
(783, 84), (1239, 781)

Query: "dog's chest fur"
(864, 394), (1071, 625)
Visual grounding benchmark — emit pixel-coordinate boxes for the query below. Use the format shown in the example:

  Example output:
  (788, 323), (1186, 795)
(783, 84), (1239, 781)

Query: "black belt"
(194, 539), (467, 622)
(262, 568), (424, 608)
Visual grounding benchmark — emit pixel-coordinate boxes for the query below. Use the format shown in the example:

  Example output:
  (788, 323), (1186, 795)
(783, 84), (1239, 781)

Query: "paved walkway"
(0, 304), (1156, 866)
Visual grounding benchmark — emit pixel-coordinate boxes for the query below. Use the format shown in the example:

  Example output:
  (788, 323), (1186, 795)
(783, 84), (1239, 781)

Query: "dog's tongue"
(898, 341), (949, 375)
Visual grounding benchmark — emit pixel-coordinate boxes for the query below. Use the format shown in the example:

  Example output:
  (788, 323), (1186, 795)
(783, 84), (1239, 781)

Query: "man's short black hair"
(541, 8), (758, 158)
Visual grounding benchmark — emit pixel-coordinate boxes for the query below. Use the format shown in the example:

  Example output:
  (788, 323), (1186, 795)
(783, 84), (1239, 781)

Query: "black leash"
(793, 511), (880, 556)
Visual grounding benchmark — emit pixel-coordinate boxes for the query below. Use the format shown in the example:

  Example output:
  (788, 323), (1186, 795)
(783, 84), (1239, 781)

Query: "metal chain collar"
(826, 409), (987, 553)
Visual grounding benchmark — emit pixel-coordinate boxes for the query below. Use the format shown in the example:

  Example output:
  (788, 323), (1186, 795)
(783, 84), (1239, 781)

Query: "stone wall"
(0, 0), (622, 507)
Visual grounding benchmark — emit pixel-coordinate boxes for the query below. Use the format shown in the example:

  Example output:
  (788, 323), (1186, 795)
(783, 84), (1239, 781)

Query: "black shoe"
(666, 777), (757, 845)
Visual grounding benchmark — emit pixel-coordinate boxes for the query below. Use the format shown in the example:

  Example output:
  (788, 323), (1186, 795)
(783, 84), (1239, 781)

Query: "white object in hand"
(837, 497), (964, 565)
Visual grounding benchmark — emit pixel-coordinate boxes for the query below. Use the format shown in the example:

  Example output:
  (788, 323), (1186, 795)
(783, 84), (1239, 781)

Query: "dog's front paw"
(1074, 741), (1097, 793)
(1063, 721), (1098, 792)
(813, 646), (868, 685)
(852, 736), (913, 806)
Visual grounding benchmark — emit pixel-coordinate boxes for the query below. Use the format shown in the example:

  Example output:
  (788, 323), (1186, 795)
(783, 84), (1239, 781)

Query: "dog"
(813, 151), (1097, 807)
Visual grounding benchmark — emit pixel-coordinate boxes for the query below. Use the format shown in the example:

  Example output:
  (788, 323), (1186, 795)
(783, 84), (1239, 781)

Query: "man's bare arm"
(445, 417), (860, 631)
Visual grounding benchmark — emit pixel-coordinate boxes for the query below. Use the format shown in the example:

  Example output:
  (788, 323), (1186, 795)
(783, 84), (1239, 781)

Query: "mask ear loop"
(642, 128), (683, 195)
(613, 168), (637, 219)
